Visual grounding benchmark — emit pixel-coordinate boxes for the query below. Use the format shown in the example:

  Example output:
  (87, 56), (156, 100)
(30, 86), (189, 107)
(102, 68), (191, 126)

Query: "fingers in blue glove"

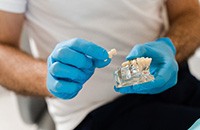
(47, 73), (82, 99)
(126, 44), (165, 62)
(67, 38), (108, 60)
(52, 38), (110, 68)
(126, 44), (147, 60)
(49, 62), (89, 83)
(126, 38), (176, 61)
(51, 46), (93, 69)
(93, 58), (111, 68)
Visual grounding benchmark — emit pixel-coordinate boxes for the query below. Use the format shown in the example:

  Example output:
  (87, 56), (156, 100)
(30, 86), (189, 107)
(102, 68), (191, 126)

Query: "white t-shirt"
(0, 0), (168, 129)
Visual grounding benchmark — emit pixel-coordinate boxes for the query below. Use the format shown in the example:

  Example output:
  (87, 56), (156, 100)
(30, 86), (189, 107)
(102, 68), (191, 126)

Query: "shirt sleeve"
(0, 0), (27, 13)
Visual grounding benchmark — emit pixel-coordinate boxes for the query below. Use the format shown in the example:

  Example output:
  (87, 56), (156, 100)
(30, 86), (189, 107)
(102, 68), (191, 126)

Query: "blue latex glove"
(115, 37), (178, 94)
(47, 38), (110, 99)
(189, 119), (200, 130)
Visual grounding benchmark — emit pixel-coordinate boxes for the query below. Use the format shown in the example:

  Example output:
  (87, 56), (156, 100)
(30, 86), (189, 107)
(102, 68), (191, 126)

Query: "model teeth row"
(121, 57), (152, 71)
(107, 49), (152, 71)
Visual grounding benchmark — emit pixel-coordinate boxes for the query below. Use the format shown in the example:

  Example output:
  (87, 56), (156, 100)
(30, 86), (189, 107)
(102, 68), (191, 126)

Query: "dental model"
(121, 57), (152, 68)
(114, 57), (154, 88)
(108, 49), (117, 58)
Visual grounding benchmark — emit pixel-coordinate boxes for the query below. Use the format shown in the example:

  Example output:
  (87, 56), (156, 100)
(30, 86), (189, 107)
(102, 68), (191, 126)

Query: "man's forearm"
(166, 11), (200, 63)
(0, 43), (51, 97)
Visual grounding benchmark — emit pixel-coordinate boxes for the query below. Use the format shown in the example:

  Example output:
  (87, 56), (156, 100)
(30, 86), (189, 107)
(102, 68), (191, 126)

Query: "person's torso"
(24, 0), (168, 129)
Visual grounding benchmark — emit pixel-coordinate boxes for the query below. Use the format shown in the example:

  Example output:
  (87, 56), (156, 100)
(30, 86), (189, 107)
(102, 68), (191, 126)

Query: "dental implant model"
(114, 57), (155, 88)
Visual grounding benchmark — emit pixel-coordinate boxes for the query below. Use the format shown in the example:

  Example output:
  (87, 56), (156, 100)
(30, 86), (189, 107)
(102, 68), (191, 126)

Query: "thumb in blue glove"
(47, 38), (111, 99)
(115, 37), (178, 94)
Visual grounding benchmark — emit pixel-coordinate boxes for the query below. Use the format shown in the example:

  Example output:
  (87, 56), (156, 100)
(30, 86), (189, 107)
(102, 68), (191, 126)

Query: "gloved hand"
(47, 38), (110, 99)
(115, 37), (178, 94)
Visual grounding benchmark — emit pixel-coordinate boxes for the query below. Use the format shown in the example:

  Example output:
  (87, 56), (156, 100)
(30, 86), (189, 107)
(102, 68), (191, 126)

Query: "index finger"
(67, 38), (108, 60)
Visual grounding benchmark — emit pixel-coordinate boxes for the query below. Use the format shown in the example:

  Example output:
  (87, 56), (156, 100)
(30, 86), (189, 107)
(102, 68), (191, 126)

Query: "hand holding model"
(46, 38), (111, 99)
(115, 37), (179, 94)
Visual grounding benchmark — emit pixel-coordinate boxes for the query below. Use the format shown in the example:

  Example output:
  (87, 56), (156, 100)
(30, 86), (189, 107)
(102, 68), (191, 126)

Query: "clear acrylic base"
(114, 58), (154, 88)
